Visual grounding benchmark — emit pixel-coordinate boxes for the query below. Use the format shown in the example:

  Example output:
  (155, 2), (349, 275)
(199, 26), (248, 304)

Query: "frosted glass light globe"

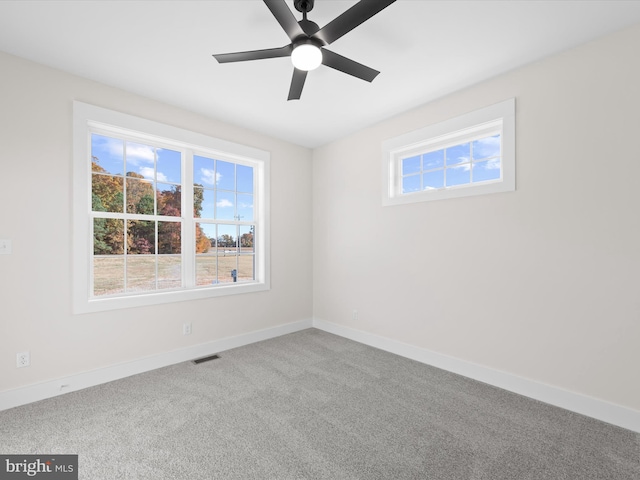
(291, 44), (322, 71)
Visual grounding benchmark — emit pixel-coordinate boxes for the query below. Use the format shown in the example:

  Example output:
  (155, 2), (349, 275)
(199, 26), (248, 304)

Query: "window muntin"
(382, 98), (515, 206)
(74, 101), (270, 313)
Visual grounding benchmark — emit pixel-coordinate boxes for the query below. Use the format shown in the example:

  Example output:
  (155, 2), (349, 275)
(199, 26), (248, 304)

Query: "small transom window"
(382, 99), (515, 205)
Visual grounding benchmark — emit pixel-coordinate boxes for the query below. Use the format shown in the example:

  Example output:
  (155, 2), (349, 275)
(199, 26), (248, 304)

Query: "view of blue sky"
(402, 134), (501, 193)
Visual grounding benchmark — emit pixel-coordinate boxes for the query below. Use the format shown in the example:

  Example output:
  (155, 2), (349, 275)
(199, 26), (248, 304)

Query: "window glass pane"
(216, 160), (235, 191)
(237, 164), (254, 193)
(194, 155), (216, 187)
(195, 223), (213, 254)
(93, 255), (124, 296)
(156, 148), (181, 184)
(217, 224), (237, 284)
(91, 134), (124, 176)
(196, 224), (217, 286)
(158, 255), (181, 290)
(446, 142), (470, 166)
(126, 177), (155, 214)
(126, 220), (156, 292)
(217, 256), (237, 284)
(92, 174), (123, 213)
(157, 184), (181, 216)
(402, 155), (421, 175)
(239, 225), (254, 253)
(237, 194), (254, 222)
(195, 188), (214, 219)
(128, 220), (155, 254)
(238, 225), (255, 282)
(472, 159), (501, 183)
(402, 174), (420, 194)
(126, 141), (156, 179)
(217, 224), (237, 251)
(423, 170), (444, 190)
(473, 134), (501, 160)
(423, 149), (444, 170)
(446, 165), (471, 187)
(94, 218), (124, 255)
(216, 191), (235, 220)
(126, 255), (156, 292)
(158, 220), (181, 254)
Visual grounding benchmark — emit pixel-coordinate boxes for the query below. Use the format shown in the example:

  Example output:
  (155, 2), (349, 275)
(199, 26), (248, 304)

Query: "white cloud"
(137, 167), (167, 182)
(126, 143), (155, 166)
(103, 137), (124, 157)
(138, 167), (155, 180)
(473, 135), (501, 159)
(216, 199), (233, 208)
(200, 168), (221, 186)
(485, 158), (500, 170)
(449, 163), (471, 172)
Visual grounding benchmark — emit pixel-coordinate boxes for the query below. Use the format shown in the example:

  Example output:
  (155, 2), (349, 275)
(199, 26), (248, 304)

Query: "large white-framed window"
(382, 98), (515, 206)
(73, 102), (270, 314)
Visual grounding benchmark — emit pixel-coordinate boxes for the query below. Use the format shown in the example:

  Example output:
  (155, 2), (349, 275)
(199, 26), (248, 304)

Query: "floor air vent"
(192, 354), (220, 365)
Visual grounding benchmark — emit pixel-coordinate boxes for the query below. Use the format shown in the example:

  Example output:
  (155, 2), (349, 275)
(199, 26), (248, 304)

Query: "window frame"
(382, 98), (515, 206)
(73, 102), (270, 314)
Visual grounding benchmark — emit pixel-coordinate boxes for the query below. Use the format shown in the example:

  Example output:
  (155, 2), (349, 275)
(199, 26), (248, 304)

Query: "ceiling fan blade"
(213, 45), (292, 64)
(314, 0), (397, 46)
(288, 68), (308, 100)
(264, 0), (306, 42)
(321, 49), (380, 82)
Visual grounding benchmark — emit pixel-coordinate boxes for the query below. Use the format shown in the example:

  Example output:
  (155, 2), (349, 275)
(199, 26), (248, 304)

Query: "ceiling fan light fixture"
(291, 43), (322, 71)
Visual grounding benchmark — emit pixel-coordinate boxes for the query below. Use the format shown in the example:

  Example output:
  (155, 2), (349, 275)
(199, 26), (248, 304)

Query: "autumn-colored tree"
(240, 231), (254, 248)
(92, 161), (126, 255)
(128, 220), (154, 254)
(191, 185), (210, 253)
(92, 159), (124, 213)
(159, 224), (181, 253)
(158, 186), (181, 216)
(193, 224), (209, 253)
(126, 172), (154, 214)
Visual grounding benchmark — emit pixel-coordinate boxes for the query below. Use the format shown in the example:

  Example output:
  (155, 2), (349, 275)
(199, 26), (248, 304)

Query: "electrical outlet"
(16, 351), (30, 368)
(183, 323), (192, 335)
(352, 309), (358, 321)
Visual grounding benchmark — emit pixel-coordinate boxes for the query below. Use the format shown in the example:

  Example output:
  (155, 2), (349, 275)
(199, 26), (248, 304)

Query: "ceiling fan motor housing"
(294, 0), (314, 13)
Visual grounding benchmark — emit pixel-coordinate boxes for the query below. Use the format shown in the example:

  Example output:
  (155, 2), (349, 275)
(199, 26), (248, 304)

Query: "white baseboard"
(0, 318), (313, 412)
(313, 318), (640, 433)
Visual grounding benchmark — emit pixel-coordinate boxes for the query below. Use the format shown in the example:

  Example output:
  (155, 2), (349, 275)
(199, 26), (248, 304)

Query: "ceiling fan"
(213, 0), (397, 100)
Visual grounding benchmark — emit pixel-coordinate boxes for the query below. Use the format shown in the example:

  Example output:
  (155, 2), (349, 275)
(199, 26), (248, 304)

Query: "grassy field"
(93, 254), (254, 296)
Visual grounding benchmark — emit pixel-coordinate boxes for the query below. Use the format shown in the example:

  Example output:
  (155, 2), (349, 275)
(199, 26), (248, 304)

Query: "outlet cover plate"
(16, 351), (30, 368)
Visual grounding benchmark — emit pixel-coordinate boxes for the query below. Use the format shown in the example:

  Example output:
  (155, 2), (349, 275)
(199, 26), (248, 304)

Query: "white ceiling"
(2, 1), (640, 148)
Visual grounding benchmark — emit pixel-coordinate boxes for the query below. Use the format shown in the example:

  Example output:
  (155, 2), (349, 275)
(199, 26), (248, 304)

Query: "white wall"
(0, 51), (313, 393)
(313, 24), (640, 412)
